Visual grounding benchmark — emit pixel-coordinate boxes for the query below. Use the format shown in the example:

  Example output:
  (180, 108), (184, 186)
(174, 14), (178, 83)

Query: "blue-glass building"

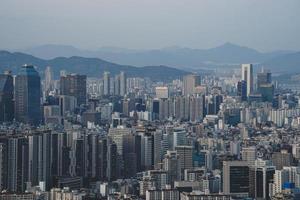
(15, 65), (41, 125)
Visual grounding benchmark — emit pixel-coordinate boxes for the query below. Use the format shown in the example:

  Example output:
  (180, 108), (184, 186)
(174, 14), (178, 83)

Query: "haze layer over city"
(0, 1), (300, 200)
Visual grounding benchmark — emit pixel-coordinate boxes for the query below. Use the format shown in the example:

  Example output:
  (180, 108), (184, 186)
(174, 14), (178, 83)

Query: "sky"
(0, 0), (299, 52)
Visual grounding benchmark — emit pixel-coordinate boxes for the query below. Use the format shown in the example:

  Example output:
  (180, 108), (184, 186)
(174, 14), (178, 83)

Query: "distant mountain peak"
(214, 42), (258, 52)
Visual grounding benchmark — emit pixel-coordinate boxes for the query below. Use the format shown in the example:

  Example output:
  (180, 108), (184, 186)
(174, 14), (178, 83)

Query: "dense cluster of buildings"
(0, 63), (300, 200)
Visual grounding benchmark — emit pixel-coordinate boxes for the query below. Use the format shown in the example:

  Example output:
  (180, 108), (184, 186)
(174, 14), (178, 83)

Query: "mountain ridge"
(18, 43), (299, 72)
(0, 51), (190, 81)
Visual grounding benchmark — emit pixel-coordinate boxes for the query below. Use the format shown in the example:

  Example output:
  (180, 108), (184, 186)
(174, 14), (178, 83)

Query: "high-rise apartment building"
(163, 151), (181, 186)
(7, 137), (29, 192)
(44, 66), (53, 96)
(103, 71), (110, 96)
(28, 131), (52, 190)
(271, 150), (292, 170)
(120, 71), (127, 96)
(189, 94), (205, 122)
(114, 74), (120, 96)
(15, 65), (41, 125)
(183, 74), (201, 96)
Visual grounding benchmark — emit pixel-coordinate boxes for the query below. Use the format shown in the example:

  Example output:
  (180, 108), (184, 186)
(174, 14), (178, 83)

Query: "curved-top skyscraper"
(15, 65), (41, 125)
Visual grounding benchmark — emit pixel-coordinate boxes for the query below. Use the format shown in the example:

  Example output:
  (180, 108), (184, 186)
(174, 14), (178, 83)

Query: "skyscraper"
(257, 69), (273, 102)
(15, 65), (41, 125)
(122, 134), (138, 178)
(237, 80), (247, 101)
(28, 131), (52, 190)
(7, 137), (29, 192)
(189, 94), (205, 122)
(60, 74), (87, 106)
(241, 64), (253, 97)
(103, 71), (110, 96)
(120, 71), (127, 96)
(107, 141), (118, 181)
(0, 71), (14, 122)
(0, 143), (7, 191)
(159, 98), (170, 120)
(183, 74), (201, 96)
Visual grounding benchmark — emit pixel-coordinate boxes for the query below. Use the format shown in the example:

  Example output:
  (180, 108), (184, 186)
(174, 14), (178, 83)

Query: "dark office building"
(237, 80), (247, 101)
(258, 84), (274, 102)
(7, 137), (29, 192)
(51, 132), (68, 178)
(70, 138), (87, 177)
(98, 138), (108, 181)
(0, 71), (14, 122)
(250, 165), (275, 200)
(152, 99), (160, 120)
(207, 95), (223, 115)
(223, 161), (249, 197)
(0, 143), (7, 191)
(15, 65), (41, 125)
(122, 134), (138, 178)
(87, 134), (101, 180)
(60, 74), (87, 106)
(107, 141), (118, 181)
(122, 99), (136, 117)
(82, 112), (101, 127)
(213, 95), (223, 114)
(257, 70), (273, 102)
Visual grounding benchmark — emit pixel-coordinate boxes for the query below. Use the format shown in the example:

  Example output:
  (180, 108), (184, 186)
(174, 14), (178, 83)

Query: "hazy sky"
(0, 0), (299, 52)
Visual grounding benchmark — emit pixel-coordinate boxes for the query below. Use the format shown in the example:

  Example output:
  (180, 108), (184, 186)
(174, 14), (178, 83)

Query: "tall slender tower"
(114, 74), (120, 96)
(103, 71), (110, 96)
(44, 66), (53, 95)
(0, 71), (14, 122)
(120, 71), (127, 96)
(15, 65), (41, 125)
(7, 137), (29, 192)
(241, 64), (253, 96)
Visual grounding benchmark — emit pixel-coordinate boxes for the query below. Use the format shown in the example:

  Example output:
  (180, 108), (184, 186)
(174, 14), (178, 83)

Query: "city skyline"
(0, 1), (300, 199)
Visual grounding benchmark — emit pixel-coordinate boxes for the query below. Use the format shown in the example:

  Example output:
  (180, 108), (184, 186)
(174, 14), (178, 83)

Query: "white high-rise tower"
(241, 64), (253, 96)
